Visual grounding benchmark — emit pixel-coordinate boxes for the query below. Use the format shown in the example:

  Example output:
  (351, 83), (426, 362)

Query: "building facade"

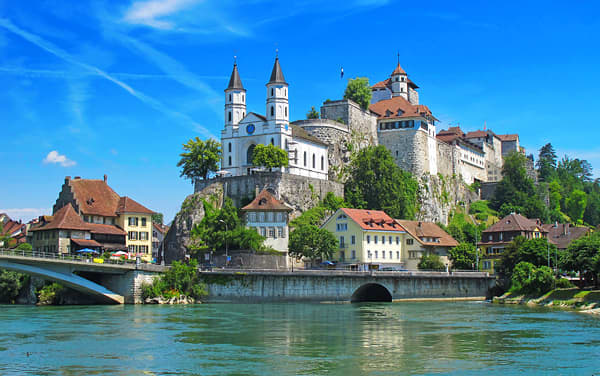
(241, 189), (293, 252)
(395, 220), (459, 270)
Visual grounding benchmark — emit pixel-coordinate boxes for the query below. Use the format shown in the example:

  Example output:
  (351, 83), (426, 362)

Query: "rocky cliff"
(417, 174), (480, 225)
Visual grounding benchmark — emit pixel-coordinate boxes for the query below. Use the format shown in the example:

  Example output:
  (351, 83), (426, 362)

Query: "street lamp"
(218, 219), (229, 267)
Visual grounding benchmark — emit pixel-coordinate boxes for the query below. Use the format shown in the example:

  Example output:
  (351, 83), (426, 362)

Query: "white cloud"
(43, 150), (77, 167)
(123, 0), (200, 29)
(0, 208), (51, 222)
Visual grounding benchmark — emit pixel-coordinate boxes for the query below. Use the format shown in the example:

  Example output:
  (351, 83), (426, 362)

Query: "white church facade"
(220, 58), (329, 180)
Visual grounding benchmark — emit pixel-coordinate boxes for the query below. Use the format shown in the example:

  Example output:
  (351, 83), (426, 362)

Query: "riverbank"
(493, 288), (600, 315)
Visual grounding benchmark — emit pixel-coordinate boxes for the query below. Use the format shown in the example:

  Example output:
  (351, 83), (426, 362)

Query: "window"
(382, 251), (386, 259)
(488, 235), (492, 241)
(140, 232), (148, 240)
(312, 154), (315, 168)
(396, 150), (399, 157)
(278, 227), (284, 238)
(339, 236), (345, 247)
(389, 236), (392, 244)
(269, 228), (275, 238)
(303, 151), (307, 166)
(228, 112), (232, 122)
(128, 231), (138, 240)
(249, 213), (256, 222)
(396, 251), (400, 259)
(285, 107), (288, 117)
(336, 223), (347, 231)
(267, 212), (274, 222)
(229, 94), (232, 101)
(396, 236), (400, 245)
(406, 238), (414, 245)
(340, 251), (345, 260)
(128, 245), (136, 253)
(128, 217), (138, 226)
(285, 139), (288, 149)
(228, 156), (232, 166)
(368, 250), (372, 259)
(499, 232), (503, 241)
(271, 106), (274, 116)
(375, 250), (378, 258)
(242, 94), (245, 102)
(374, 236), (378, 244)
(483, 261), (491, 270)
(271, 88), (274, 96)
(276, 213), (283, 222)
(321, 156), (324, 170)
(382, 236), (385, 245)
(259, 213), (265, 222)
(228, 143), (232, 152)
(351, 250), (356, 259)
(141, 218), (147, 227)
(351, 235), (356, 245)
(367, 235), (370, 244)
(271, 138), (274, 145)
(389, 251), (393, 259)
(260, 227), (266, 237)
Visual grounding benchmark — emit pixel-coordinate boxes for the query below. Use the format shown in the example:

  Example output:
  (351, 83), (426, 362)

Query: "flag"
(340, 67), (344, 78)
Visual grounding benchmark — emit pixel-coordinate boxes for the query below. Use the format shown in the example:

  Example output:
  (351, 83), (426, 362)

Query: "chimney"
(104, 174), (107, 183)
(418, 222), (422, 227)
(74, 176), (81, 180)
(255, 185), (260, 197)
(65, 176), (71, 182)
(563, 223), (568, 236)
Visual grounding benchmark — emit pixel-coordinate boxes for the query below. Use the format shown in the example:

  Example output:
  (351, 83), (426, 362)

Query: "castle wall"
(408, 87), (419, 105)
(378, 129), (430, 175)
(437, 141), (455, 177)
(320, 99), (378, 146)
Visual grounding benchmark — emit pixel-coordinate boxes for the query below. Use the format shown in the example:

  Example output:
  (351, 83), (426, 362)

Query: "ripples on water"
(0, 302), (598, 375)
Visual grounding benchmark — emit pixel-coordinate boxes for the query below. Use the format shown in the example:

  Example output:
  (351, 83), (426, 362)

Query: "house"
(0, 213), (27, 247)
(394, 220), (459, 270)
(241, 189), (293, 252)
(50, 175), (155, 261)
(321, 208), (407, 270)
(542, 223), (590, 250)
(479, 213), (548, 273)
(29, 203), (127, 254)
(152, 223), (169, 261)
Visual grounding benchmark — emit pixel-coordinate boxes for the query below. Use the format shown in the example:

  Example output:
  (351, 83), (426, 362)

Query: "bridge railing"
(201, 267), (490, 277)
(0, 248), (132, 266)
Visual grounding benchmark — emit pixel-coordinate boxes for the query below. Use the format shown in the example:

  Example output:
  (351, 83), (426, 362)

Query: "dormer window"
(259, 198), (267, 206)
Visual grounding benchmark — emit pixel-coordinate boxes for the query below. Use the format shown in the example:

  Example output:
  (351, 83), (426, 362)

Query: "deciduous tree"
(343, 77), (372, 110)
(448, 243), (477, 270)
(289, 225), (337, 261)
(252, 144), (289, 169)
(177, 137), (222, 181)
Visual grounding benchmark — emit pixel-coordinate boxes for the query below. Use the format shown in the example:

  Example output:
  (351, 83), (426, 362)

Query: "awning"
(71, 238), (102, 247)
(101, 243), (128, 251)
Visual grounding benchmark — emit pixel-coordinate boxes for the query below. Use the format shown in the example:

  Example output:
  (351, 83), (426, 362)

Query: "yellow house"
(115, 197), (154, 262)
(479, 213), (548, 274)
(321, 208), (407, 270)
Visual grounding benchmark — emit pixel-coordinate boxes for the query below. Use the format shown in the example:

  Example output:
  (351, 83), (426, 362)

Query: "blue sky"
(1, 0), (599, 224)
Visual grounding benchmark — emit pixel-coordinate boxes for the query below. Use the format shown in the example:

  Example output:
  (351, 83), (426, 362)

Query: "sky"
(1, 0), (599, 224)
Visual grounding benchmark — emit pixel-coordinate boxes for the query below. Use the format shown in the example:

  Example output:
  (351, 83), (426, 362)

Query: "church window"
(247, 144), (256, 164)
(229, 94), (232, 101)
(312, 154), (315, 168)
(285, 107), (287, 117)
(228, 112), (232, 122)
(285, 139), (288, 149)
(271, 88), (274, 96)
(242, 94), (245, 102)
(396, 150), (399, 157)
(285, 88), (287, 96)
(228, 156), (232, 166)
(303, 151), (307, 166)
(321, 156), (324, 170)
(271, 138), (274, 145)
(271, 106), (274, 116)
(395, 77), (399, 82)
(401, 88), (404, 92)
(228, 143), (232, 152)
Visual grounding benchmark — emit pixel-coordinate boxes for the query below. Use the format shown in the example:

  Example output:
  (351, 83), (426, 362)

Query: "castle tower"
(266, 57), (289, 128)
(224, 62), (246, 127)
(390, 63), (408, 100)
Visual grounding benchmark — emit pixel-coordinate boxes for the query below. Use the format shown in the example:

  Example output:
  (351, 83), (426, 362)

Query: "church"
(220, 58), (329, 180)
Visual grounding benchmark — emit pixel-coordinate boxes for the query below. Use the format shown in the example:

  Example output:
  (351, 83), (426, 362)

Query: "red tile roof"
(542, 223), (589, 249)
(482, 213), (547, 234)
(465, 130), (488, 139)
(372, 78), (391, 89)
(369, 95), (436, 121)
(340, 208), (406, 232)
(391, 63), (407, 75)
(30, 204), (89, 231)
(69, 178), (121, 217)
(87, 223), (127, 236)
(153, 222), (169, 234)
(497, 134), (519, 142)
(71, 238), (102, 247)
(395, 220), (459, 247)
(241, 189), (293, 212)
(116, 196), (154, 214)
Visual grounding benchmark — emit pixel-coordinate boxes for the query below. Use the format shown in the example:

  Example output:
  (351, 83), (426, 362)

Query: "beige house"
(394, 220), (459, 270)
(241, 189), (292, 252)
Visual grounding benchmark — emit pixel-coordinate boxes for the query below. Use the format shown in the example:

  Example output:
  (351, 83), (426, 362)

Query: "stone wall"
(417, 174), (480, 225)
(378, 129), (430, 176)
(320, 99), (378, 146)
(211, 251), (290, 270)
(436, 140), (455, 177)
(99, 270), (158, 304)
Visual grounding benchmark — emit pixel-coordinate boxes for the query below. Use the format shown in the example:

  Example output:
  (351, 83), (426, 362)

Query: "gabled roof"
(71, 238), (102, 248)
(153, 222), (169, 234)
(369, 95), (436, 121)
(31, 203), (89, 231)
(465, 130), (488, 139)
(291, 124), (328, 146)
(241, 112), (268, 123)
(87, 223), (127, 236)
(371, 78), (391, 90)
(338, 208), (406, 232)
(542, 223), (589, 249)
(394, 220), (459, 247)
(226, 63), (245, 91)
(268, 57), (287, 85)
(497, 134), (519, 142)
(116, 196), (154, 215)
(482, 213), (547, 234)
(69, 178), (121, 217)
(241, 189), (292, 212)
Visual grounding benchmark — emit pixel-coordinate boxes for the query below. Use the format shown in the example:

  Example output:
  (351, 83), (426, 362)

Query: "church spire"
(226, 61), (245, 91)
(267, 57), (287, 85)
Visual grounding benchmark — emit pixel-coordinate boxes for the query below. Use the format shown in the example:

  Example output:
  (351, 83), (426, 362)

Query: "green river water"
(0, 301), (598, 375)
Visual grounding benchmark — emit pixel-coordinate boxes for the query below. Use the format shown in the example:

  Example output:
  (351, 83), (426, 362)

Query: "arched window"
(303, 151), (307, 166)
(271, 106), (274, 117)
(229, 94), (232, 101)
(228, 143), (231, 152)
(270, 138), (274, 145)
(271, 88), (274, 96)
(228, 156), (232, 166)
(321, 155), (324, 170)
(312, 154), (315, 168)
(242, 94), (245, 102)
(228, 112), (232, 122)
(285, 139), (288, 149)
(247, 144), (256, 164)
(285, 88), (287, 96)
(285, 107), (287, 117)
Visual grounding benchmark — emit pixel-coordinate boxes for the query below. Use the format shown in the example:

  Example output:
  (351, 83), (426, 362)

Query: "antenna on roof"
(275, 47), (279, 58)
(397, 51), (400, 66)
(234, 55), (237, 65)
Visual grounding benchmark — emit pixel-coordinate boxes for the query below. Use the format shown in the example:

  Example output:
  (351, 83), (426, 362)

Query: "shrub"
(418, 254), (446, 271)
(509, 262), (554, 296)
(142, 260), (208, 301)
(0, 269), (28, 303)
(16, 243), (32, 251)
(555, 278), (574, 289)
(37, 283), (66, 305)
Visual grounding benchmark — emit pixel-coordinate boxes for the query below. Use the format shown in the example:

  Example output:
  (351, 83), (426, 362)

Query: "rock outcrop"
(417, 174), (480, 225)
(145, 295), (197, 304)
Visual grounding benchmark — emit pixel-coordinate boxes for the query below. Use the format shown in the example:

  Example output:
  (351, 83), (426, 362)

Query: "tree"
(177, 137), (222, 181)
(151, 213), (164, 225)
(497, 237), (559, 279)
(417, 254), (446, 271)
(0, 270), (26, 303)
(536, 143), (557, 182)
(345, 146), (419, 220)
(252, 144), (289, 169)
(563, 234), (600, 287)
(509, 262), (554, 296)
(288, 225), (337, 261)
(448, 243), (477, 270)
(565, 189), (587, 224)
(307, 107), (319, 119)
(16, 243), (32, 251)
(343, 77), (372, 110)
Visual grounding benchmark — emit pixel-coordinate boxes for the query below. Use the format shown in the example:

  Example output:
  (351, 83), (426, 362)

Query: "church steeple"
(268, 57), (287, 85)
(391, 57), (408, 100)
(224, 60), (246, 127)
(266, 56), (289, 126)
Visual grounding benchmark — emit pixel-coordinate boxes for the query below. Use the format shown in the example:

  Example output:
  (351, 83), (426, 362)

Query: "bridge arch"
(351, 283), (392, 303)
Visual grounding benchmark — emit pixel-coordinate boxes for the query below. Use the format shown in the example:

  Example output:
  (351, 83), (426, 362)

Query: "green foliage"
(491, 152), (548, 221)
(469, 200), (497, 222)
(252, 144), (289, 169)
(290, 192), (346, 229)
(0, 269), (27, 303)
(321, 192), (345, 212)
(190, 197), (265, 254)
(497, 237), (560, 279)
(563, 233), (600, 287)
(343, 77), (372, 110)
(37, 283), (66, 305)
(509, 262), (554, 296)
(417, 254), (446, 271)
(16, 243), (32, 251)
(141, 260), (208, 301)
(151, 213), (164, 224)
(444, 210), (484, 245)
(307, 106), (319, 119)
(565, 189), (587, 225)
(448, 243), (477, 270)
(345, 145), (419, 220)
(177, 137), (222, 181)
(555, 278), (574, 289)
(537, 143), (557, 182)
(288, 224), (337, 261)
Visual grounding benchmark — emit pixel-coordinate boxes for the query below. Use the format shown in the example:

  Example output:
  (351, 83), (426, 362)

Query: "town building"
(152, 223), (169, 261)
(394, 220), (459, 270)
(241, 189), (293, 252)
(220, 58), (329, 180)
(50, 175), (155, 261)
(479, 213), (547, 273)
(542, 223), (590, 250)
(0, 213), (27, 247)
(321, 208), (407, 270)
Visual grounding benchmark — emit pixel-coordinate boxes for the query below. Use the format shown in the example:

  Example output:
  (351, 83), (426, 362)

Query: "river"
(0, 302), (598, 375)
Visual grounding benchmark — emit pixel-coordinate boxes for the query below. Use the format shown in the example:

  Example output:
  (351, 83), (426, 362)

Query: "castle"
(218, 57), (521, 186)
